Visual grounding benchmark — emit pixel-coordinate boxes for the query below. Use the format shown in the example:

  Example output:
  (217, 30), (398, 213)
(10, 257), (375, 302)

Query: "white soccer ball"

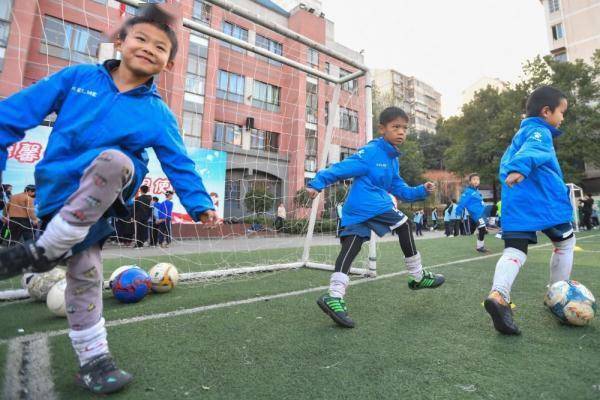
(108, 265), (142, 289)
(21, 272), (36, 289)
(27, 268), (66, 301)
(545, 280), (596, 326)
(46, 279), (67, 317)
(148, 263), (179, 293)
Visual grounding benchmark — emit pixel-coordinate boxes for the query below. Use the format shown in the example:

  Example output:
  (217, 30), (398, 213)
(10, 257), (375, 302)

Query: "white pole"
(302, 84), (342, 264)
(364, 70), (377, 277)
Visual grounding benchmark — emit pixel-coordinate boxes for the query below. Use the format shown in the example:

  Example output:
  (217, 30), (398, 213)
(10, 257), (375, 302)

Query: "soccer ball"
(108, 265), (142, 289)
(545, 280), (596, 326)
(111, 268), (152, 303)
(21, 272), (36, 289)
(27, 268), (66, 301)
(46, 279), (67, 317)
(148, 263), (179, 293)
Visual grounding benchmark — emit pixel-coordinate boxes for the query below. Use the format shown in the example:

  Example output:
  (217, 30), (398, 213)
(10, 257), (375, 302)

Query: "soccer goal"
(0, 0), (377, 300)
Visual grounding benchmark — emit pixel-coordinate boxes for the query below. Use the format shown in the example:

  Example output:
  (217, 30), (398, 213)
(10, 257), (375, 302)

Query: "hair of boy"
(140, 185), (149, 194)
(379, 106), (409, 125)
(525, 86), (567, 118)
(152, 196), (159, 202)
(116, 4), (179, 61)
(467, 173), (479, 182)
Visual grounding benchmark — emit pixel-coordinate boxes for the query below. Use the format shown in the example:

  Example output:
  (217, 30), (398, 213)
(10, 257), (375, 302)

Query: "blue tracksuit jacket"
(0, 60), (214, 221)
(455, 186), (485, 221)
(499, 117), (572, 231)
(307, 137), (428, 226)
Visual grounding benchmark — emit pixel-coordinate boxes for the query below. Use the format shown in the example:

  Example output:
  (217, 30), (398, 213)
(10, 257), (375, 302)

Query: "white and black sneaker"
(75, 354), (133, 394)
(0, 240), (57, 280)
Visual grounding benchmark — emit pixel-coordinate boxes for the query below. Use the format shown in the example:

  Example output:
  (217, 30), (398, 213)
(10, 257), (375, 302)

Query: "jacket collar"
(375, 137), (401, 158)
(521, 117), (563, 137)
(101, 59), (158, 96)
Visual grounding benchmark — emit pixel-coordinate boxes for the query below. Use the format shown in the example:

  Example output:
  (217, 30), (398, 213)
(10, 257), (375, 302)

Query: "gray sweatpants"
(59, 149), (133, 331)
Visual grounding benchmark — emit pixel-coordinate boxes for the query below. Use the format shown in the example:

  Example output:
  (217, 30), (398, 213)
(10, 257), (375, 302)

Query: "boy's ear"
(540, 105), (551, 117)
(378, 123), (384, 133)
(164, 60), (175, 71)
(113, 37), (123, 54)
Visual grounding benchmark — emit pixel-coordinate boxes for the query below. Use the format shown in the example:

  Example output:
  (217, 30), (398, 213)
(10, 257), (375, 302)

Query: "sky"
(319, 0), (550, 117)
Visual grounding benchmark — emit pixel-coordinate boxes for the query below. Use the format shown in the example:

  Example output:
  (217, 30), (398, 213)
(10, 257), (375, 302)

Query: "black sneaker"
(317, 294), (355, 328)
(476, 247), (491, 254)
(0, 240), (56, 280)
(75, 354), (133, 395)
(408, 270), (445, 290)
(484, 291), (521, 335)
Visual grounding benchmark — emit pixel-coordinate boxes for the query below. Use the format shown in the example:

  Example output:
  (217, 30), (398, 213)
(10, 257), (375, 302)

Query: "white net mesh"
(0, 0), (370, 299)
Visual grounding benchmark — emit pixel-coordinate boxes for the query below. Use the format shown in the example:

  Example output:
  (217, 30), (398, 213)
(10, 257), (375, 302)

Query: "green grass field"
(1, 232), (600, 399)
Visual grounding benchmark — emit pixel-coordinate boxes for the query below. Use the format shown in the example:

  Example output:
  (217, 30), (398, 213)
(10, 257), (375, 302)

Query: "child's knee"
(95, 149), (134, 183)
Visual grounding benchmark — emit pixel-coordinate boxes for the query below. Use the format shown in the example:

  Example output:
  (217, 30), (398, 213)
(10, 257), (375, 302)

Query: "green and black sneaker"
(317, 294), (355, 328)
(408, 270), (445, 290)
(75, 353), (133, 395)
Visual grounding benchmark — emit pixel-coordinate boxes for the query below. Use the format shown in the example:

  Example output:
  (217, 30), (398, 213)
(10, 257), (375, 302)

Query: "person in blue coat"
(413, 210), (423, 236)
(443, 201), (452, 236)
(484, 86), (574, 336)
(455, 173), (488, 252)
(306, 106), (444, 328)
(0, 6), (217, 394)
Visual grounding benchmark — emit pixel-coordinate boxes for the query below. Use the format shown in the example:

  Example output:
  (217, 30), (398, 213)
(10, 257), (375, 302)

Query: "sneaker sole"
(316, 298), (355, 328)
(483, 299), (521, 335)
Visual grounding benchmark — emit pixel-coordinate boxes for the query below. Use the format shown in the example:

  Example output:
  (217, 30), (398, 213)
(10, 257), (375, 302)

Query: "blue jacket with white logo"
(0, 61), (214, 220)
(499, 117), (572, 231)
(307, 137), (428, 226)
(455, 186), (485, 221)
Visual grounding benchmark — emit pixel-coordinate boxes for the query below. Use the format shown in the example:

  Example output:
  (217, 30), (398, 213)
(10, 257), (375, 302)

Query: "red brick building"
(0, 0), (366, 219)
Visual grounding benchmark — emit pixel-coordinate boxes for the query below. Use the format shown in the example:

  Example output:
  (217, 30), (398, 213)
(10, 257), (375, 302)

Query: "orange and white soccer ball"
(545, 280), (596, 326)
(46, 278), (67, 317)
(27, 268), (66, 301)
(149, 263), (179, 293)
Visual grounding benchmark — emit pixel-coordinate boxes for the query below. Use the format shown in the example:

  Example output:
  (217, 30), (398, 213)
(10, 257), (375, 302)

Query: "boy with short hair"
(0, 5), (216, 394)
(455, 173), (489, 252)
(306, 106), (444, 328)
(484, 86), (573, 335)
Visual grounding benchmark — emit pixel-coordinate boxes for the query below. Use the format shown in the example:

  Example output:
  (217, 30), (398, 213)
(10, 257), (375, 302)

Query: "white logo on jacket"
(532, 132), (542, 141)
(376, 163), (388, 168)
(71, 86), (98, 98)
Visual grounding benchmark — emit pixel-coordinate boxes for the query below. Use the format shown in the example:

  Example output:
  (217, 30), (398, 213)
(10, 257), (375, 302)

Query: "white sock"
(329, 272), (349, 298)
(405, 252), (424, 281)
(476, 240), (485, 249)
(491, 247), (527, 303)
(69, 318), (109, 366)
(36, 214), (90, 260)
(549, 236), (575, 285)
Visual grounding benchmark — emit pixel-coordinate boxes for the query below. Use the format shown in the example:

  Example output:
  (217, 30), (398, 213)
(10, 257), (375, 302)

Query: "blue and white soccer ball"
(111, 267), (152, 303)
(544, 280), (596, 326)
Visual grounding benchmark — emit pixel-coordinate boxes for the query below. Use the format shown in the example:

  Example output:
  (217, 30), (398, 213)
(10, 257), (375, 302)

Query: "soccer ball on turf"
(544, 280), (596, 326)
(108, 265), (142, 289)
(148, 263), (179, 293)
(111, 268), (152, 303)
(27, 268), (66, 301)
(46, 279), (67, 317)
(21, 272), (36, 289)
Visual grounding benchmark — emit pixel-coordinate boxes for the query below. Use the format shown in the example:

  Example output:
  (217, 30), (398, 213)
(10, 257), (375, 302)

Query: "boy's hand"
(424, 182), (436, 193)
(306, 188), (320, 199)
(200, 210), (221, 224)
(505, 172), (525, 188)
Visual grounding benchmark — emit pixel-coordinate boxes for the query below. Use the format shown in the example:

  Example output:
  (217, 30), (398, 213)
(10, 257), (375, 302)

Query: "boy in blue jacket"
(306, 107), (444, 328)
(484, 86), (573, 335)
(455, 173), (489, 252)
(0, 6), (216, 394)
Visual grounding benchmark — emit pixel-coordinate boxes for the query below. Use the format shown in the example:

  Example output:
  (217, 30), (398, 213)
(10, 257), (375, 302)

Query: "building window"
(305, 128), (317, 172)
(324, 101), (329, 125)
(548, 0), (560, 13)
(221, 21), (248, 53)
(250, 129), (279, 152)
(552, 23), (564, 40)
(340, 107), (359, 133)
(307, 47), (319, 68)
(0, 0), (12, 71)
(214, 121), (242, 146)
(553, 51), (567, 62)
(182, 111), (202, 148)
(225, 179), (241, 207)
(340, 68), (357, 93)
(217, 70), (245, 103)
(255, 34), (282, 66)
(40, 16), (102, 64)
(186, 36), (208, 96)
(193, 0), (211, 25)
(306, 81), (318, 124)
(340, 146), (354, 161)
(252, 80), (281, 112)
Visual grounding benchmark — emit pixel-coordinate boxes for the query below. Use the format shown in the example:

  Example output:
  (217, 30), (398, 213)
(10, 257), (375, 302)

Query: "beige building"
(539, 0), (600, 63)
(461, 77), (508, 108)
(373, 69), (442, 134)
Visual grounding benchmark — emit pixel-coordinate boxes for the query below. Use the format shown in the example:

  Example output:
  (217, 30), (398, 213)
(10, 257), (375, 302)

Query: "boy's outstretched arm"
(390, 174), (433, 202)
(503, 130), (553, 187)
(0, 67), (76, 170)
(153, 113), (217, 223)
(306, 152), (370, 195)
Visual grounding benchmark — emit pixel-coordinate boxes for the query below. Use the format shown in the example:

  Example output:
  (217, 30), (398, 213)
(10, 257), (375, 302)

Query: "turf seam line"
(6, 235), (599, 346)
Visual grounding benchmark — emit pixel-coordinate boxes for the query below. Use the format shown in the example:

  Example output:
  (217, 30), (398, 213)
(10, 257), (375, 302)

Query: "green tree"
(244, 188), (276, 215)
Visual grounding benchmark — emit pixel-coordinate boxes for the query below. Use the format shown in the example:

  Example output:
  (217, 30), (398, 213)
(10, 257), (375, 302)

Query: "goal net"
(0, 0), (374, 300)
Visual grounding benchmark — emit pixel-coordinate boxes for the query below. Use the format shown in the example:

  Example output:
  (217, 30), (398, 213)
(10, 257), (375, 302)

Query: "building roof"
(251, 0), (290, 17)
